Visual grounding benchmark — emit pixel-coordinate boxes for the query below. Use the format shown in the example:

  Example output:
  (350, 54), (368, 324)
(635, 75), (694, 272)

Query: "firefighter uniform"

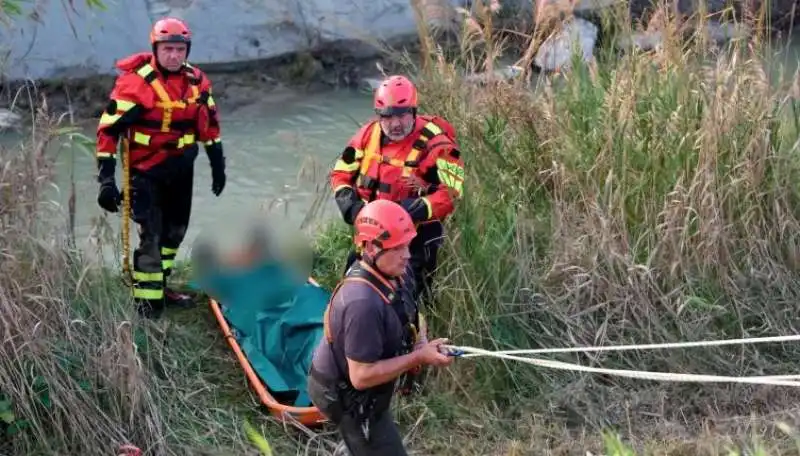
(329, 75), (465, 309)
(95, 17), (226, 318)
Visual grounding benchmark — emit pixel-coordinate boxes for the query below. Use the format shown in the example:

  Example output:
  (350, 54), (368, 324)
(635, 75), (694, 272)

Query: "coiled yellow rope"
(121, 137), (133, 287)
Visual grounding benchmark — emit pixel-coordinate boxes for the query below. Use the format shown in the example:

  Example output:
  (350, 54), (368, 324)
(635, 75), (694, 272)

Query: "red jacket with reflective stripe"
(96, 52), (221, 171)
(330, 115), (465, 221)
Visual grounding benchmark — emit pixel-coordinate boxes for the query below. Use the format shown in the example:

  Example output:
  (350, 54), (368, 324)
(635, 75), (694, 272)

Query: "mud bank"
(0, 45), (418, 122)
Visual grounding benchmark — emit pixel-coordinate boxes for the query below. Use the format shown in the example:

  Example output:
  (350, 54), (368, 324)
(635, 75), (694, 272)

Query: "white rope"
(446, 333), (800, 357)
(445, 336), (800, 386)
(446, 345), (800, 386)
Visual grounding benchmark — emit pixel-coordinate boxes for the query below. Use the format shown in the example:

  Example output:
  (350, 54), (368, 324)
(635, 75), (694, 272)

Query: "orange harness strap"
(322, 261), (400, 344)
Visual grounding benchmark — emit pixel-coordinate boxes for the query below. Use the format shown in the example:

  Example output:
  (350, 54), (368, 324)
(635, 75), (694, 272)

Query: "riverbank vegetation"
(3, 1), (800, 455)
(313, 1), (800, 453)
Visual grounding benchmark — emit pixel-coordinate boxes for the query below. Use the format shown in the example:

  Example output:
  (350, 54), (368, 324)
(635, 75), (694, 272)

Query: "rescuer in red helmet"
(329, 74), (465, 309)
(328, 74), (465, 396)
(95, 17), (227, 319)
(307, 199), (453, 456)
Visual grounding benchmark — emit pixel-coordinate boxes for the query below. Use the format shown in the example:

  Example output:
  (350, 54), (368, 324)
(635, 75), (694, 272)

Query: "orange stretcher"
(207, 276), (328, 427)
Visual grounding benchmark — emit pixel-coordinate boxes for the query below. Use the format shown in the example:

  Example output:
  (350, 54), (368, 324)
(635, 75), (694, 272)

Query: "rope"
(120, 136), (133, 287)
(446, 333), (800, 358)
(446, 345), (800, 387)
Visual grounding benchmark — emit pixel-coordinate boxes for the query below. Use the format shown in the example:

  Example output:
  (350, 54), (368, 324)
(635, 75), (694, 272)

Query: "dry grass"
(0, 98), (289, 455)
(4, 0), (800, 454)
(312, 1), (800, 454)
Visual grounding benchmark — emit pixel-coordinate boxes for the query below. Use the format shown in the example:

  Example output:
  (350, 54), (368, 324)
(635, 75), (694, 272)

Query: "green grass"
(4, 2), (800, 455)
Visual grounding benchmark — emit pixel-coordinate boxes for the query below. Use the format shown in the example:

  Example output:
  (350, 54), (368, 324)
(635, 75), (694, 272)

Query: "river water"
(2, 35), (799, 265)
(13, 87), (377, 264)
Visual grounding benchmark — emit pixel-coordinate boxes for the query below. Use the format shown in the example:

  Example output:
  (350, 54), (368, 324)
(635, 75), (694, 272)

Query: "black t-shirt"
(310, 279), (406, 389)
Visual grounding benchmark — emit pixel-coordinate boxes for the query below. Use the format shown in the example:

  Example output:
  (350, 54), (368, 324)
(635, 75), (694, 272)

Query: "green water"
(8, 87), (376, 264)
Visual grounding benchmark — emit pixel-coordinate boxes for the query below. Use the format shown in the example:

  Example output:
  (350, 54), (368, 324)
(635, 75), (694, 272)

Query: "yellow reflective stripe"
(116, 99), (136, 111)
(334, 159), (359, 172)
(133, 288), (164, 299)
(133, 271), (163, 282)
(133, 132), (150, 146)
(435, 158), (464, 196)
(402, 148), (421, 177)
(99, 112), (120, 126)
(136, 64), (174, 105)
(161, 247), (178, 255)
(151, 84), (176, 105)
(96, 151), (114, 158)
(399, 120), (442, 177)
(99, 98), (137, 126)
(178, 134), (195, 148)
(359, 122), (383, 175)
(354, 148), (364, 160)
(422, 122), (443, 137)
(204, 138), (221, 146)
(160, 105), (172, 132)
(420, 197), (433, 219)
(132, 133), (194, 148)
(136, 63), (192, 135)
(162, 259), (174, 270)
(188, 86), (199, 103)
(207, 94), (215, 107)
(136, 64), (153, 78)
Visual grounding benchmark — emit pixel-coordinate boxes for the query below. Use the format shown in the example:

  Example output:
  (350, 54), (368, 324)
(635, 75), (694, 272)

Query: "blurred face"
(155, 42), (188, 71)
(367, 242), (411, 277)
(379, 112), (415, 142)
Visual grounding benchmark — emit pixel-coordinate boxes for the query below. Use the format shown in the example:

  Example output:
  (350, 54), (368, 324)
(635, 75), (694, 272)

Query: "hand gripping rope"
(441, 334), (800, 387)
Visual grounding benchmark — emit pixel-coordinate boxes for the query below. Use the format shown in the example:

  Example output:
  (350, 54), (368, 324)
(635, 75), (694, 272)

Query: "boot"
(164, 287), (195, 308)
(163, 273), (196, 309)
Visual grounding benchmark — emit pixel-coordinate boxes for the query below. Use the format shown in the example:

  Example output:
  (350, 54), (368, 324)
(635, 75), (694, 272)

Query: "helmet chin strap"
(361, 246), (391, 277)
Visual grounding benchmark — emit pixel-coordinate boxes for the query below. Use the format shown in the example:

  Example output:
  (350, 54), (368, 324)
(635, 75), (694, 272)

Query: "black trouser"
(307, 370), (407, 456)
(345, 221), (444, 308)
(129, 162), (194, 316)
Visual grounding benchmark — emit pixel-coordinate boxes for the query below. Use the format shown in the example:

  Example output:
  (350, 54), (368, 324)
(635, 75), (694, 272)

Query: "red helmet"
(373, 75), (418, 116)
(354, 200), (416, 250)
(150, 17), (192, 54)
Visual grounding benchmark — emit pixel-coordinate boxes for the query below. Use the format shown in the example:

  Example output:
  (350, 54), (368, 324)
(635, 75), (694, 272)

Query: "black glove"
(400, 198), (429, 223)
(334, 187), (364, 225)
(206, 143), (226, 196)
(211, 164), (226, 196)
(97, 180), (121, 213)
(96, 157), (120, 213)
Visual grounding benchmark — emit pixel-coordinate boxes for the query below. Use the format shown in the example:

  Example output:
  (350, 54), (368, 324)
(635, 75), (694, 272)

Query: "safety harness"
(126, 62), (212, 166)
(316, 260), (420, 440)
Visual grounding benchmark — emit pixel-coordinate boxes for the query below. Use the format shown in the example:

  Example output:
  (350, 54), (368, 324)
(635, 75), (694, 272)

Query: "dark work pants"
(344, 221), (444, 309)
(307, 373), (408, 456)
(129, 162), (194, 316)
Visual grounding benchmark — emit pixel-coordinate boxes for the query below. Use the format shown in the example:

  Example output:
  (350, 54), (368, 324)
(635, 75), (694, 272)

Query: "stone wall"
(0, 0), (460, 82)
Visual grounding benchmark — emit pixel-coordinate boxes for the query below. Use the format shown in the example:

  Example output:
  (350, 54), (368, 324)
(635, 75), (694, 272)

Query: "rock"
(0, 0), (463, 82)
(616, 31), (664, 52)
(464, 65), (525, 84)
(0, 109), (22, 130)
(534, 17), (598, 72)
(418, 0), (464, 36)
(703, 20), (751, 43)
(572, 0), (618, 13)
(360, 77), (383, 91)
